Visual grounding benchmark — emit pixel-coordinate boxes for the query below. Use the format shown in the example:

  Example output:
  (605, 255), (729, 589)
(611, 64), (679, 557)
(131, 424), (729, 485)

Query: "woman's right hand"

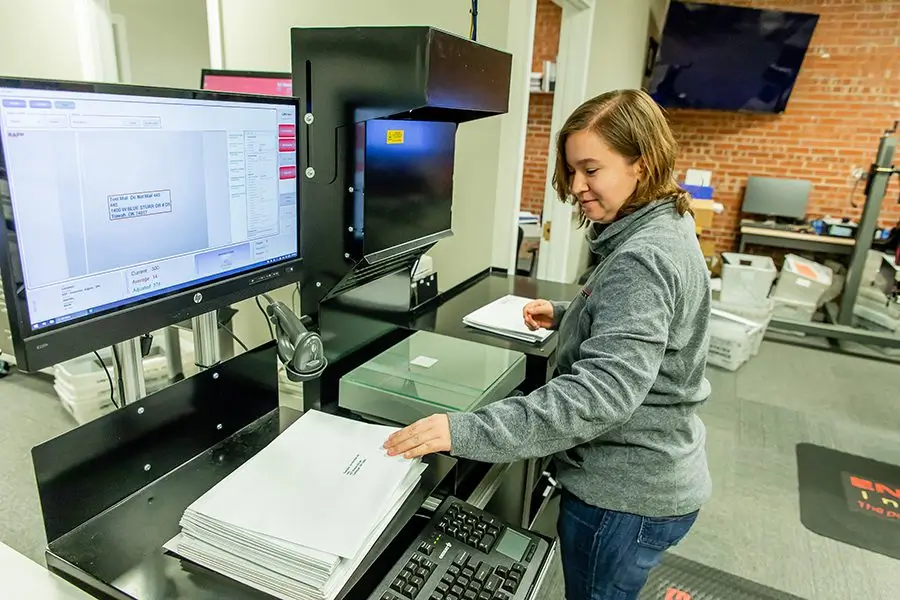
(523, 299), (554, 331)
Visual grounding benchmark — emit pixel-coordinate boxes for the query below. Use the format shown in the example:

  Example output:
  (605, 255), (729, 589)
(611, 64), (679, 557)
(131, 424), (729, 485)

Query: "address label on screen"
(108, 189), (173, 221)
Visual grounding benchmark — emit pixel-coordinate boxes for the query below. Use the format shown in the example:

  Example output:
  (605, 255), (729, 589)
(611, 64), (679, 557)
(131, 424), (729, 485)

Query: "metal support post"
(838, 131), (897, 325)
(192, 311), (221, 370)
(162, 326), (184, 382)
(114, 337), (145, 406)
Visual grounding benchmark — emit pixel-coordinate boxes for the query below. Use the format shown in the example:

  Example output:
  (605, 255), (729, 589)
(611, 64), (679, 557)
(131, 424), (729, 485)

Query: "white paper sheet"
(462, 294), (553, 343)
(184, 410), (421, 559)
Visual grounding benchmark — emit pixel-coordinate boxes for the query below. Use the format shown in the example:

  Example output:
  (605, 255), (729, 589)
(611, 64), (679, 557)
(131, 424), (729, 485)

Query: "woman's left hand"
(384, 414), (451, 459)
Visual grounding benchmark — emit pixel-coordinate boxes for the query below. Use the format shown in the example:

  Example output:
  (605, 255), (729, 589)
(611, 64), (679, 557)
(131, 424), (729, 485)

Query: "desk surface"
(409, 270), (583, 358)
(740, 226), (856, 246)
(0, 542), (94, 599)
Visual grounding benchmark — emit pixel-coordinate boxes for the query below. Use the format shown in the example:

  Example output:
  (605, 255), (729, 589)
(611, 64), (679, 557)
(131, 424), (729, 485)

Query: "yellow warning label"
(386, 130), (405, 144)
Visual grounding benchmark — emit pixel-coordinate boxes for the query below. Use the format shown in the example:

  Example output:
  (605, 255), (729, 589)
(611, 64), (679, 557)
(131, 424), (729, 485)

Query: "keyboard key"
(477, 535), (495, 553)
(495, 593), (509, 600)
(451, 585), (465, 597)
(391, 578), (405, 592)
(403, 584), (417, 598)
(430, 595), (442, 600)
(411, 576), (425, 588)
(476, 522), (488, 532)
(453, 551), (470, 567)
(487, 526), (500, 538)
(478, 592), (491, 600)
(457, 576), (470, 588)
(400, 569), (413, 580)
(442, 574), (455, 586)
(494, 566), (507, 578)
(447, 566), (460, 578)
(423, 559), (438, 572)
(437, 582), (450, 594)
(462, 567), (474, 578)
(474, 565), (491, 583)
(467, 535), (480, 547)
(419, 542), (434, 556)
(484, 575), (503, 594)
(463, 591), (477, 600)
(511, 563), (525, 574)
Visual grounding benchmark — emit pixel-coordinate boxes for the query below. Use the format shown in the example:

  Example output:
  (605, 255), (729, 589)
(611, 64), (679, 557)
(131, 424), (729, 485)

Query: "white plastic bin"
(710, 298), (774, 355)
(772, 297), (817, 322)
(772, 254), (833, 306)
(720, 253), (777, 304)
(707, 309), (763, 371)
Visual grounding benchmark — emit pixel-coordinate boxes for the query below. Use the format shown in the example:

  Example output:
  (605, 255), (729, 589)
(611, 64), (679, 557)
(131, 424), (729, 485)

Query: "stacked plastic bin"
(770, 254), (833, 321)
(708, 253), (777, 370)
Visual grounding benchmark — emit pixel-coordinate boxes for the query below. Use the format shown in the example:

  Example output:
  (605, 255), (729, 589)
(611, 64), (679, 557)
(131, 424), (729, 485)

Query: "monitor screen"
(741, 176), (811, 220)
(0, 82), (299, 338)
(201, 69), (293, 97)
(648, 2), (819, 113)
(353, 119), (455, 260)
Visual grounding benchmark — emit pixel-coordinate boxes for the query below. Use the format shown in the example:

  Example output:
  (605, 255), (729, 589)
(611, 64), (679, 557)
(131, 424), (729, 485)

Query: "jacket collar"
(586, 198), (676, 256)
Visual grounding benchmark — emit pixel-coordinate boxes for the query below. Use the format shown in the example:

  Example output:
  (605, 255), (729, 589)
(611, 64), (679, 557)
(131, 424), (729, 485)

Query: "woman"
(384, 89), (711, 600)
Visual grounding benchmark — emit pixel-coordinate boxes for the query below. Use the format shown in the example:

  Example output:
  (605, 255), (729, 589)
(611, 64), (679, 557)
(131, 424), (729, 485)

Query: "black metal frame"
(33, 342), (458, 600)
(0, 76), (303, 371)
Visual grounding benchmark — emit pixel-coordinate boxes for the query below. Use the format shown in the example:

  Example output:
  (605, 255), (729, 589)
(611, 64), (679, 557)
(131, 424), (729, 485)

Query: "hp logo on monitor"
(193, 293), (203, 304)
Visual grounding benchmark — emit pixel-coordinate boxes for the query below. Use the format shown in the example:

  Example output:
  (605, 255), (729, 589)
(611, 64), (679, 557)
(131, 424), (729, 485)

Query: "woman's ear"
(632, 157), (644, 181)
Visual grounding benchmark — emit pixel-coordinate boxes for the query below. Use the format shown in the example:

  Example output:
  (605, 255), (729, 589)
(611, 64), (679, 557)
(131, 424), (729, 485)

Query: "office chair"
(516, 226), (538, 277)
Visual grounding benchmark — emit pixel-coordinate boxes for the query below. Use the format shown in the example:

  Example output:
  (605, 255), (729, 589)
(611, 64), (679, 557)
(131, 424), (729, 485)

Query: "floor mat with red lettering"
(796, 443), (900, 559)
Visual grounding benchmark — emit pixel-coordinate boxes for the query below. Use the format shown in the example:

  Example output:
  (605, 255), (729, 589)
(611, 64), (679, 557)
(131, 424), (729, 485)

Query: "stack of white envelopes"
(168, 410), (427, 600)
(463, 294), (554, 343)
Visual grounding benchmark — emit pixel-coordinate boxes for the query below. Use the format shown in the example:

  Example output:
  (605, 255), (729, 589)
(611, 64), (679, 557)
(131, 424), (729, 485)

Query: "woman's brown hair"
(551, 89), (692, 227)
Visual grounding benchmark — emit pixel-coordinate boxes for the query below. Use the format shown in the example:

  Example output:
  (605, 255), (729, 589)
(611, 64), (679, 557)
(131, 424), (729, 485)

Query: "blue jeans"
(557, 490), (698, 600)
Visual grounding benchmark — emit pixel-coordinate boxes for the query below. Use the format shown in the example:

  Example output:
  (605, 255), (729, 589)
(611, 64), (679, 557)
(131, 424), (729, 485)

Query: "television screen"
(201, 69), (293, 97)
(648, 2), (819, 113)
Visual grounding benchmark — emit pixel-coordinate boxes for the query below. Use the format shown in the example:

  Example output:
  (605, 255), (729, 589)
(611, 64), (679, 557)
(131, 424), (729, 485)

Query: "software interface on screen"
(0, 88), (298, 330)
(202, 74), (293, 97)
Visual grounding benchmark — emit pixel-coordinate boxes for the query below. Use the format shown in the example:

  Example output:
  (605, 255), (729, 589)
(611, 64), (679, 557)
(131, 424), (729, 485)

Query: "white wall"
(556, 0), (651, 283)
(110, 0), (210, 88)
(218, 0), (513, 346)
(0, 0), (84, 79)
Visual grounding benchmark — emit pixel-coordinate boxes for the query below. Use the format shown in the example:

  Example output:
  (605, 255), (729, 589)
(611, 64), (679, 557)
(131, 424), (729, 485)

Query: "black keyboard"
(368, 497), (550, 600)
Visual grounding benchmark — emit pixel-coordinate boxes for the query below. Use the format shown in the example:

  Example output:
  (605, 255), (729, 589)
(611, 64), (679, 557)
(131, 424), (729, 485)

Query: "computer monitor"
(741, 176), (812, 221)
(0, 78), (301, 371)
(200, 69), (293, 97)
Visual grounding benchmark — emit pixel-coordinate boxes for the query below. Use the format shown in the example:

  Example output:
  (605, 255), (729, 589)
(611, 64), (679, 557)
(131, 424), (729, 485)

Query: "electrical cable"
(255, 295), (274, 340)
(849, 176), (861, 209)
(93, 350), (119, 409)
(469, 0), (478, 41)
(220, 323), (249, 353)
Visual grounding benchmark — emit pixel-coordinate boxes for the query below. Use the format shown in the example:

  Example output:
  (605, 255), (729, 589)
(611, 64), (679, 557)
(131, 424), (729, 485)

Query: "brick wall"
(668, 0), (900, 253)
(520, 0), (562, 215)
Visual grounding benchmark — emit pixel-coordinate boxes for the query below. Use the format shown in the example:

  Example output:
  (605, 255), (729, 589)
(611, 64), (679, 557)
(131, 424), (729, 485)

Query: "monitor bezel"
(200, 68), (293, 93)
(0, 76), (302, 371)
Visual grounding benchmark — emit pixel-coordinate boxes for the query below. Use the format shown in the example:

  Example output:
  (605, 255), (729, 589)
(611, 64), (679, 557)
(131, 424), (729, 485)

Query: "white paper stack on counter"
(462, 294), (554, 343)
(167, 410), (427, 600)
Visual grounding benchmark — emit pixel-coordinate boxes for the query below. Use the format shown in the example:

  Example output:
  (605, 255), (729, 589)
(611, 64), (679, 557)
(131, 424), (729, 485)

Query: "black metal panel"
(292, 26), (511, 315)
(33, 342), (280, 543)
(45, 406), (457, 600)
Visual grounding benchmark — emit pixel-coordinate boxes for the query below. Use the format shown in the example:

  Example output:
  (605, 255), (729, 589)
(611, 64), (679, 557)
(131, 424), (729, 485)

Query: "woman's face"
(565, 129), (641, 223)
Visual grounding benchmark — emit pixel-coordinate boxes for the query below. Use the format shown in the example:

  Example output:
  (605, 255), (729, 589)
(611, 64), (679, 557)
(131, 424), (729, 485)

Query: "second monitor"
(741, 176), (812, 221)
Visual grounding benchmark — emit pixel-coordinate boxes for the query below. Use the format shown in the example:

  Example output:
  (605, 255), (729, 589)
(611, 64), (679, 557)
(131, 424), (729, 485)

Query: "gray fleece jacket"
(448, 198), (712, 517)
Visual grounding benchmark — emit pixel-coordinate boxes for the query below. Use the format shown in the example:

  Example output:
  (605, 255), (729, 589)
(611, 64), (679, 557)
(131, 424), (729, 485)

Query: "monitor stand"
(112, 310), (223, 406)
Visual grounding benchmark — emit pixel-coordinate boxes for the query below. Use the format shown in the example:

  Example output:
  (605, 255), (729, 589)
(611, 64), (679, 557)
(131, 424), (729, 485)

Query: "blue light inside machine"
(355, 119), (457, 253)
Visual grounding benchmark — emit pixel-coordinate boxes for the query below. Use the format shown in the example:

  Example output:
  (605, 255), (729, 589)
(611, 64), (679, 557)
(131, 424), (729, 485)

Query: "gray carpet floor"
(1, 340), (899, 599)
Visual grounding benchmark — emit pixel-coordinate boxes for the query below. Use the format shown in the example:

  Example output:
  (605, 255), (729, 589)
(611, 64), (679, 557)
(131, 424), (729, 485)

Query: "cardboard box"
(700, 239), (717, 258)
(692, 199), (715, 233)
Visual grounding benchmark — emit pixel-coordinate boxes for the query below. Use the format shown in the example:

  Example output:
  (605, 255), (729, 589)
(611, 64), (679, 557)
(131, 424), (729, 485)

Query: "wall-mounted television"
(647, 1), (819, 113)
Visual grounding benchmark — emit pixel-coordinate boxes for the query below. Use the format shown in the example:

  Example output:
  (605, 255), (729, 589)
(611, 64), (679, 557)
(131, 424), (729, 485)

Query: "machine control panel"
(368, 497), (549, 600)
